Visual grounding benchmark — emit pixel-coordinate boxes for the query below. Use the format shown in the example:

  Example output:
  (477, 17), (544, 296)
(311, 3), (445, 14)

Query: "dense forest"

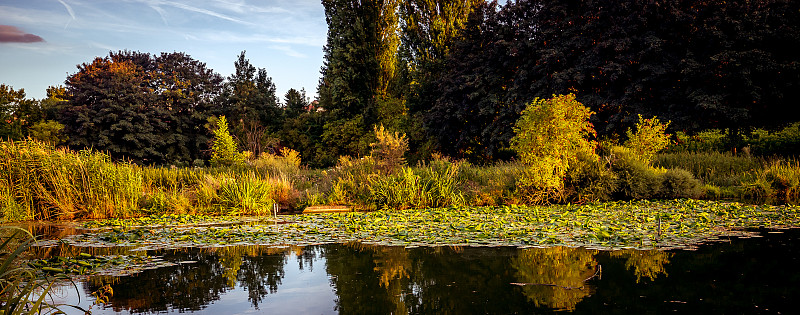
(2, 0), (798, 167)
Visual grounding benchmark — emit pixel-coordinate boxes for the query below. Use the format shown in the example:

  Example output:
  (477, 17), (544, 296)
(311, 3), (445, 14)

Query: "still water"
(35, 229), (800, 314)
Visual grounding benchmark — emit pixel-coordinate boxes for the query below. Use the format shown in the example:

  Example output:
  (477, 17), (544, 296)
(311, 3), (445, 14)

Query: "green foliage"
(27, 120), (66, 145)
(510, 94), (597, 202)
(670, 129), (730, 153)
(611, 146), (665, 200)
(210, 116), (245, 167)
(370, 125), (408, 175)
(612, 147), (703, 200)
(655, 152), (762, 187)
(624, 114), (671, 163)
(661, 168), (703, 199)
(746, 122), (800, 156)
(564, 152), (618, 203)
(61, 50), (223, 165)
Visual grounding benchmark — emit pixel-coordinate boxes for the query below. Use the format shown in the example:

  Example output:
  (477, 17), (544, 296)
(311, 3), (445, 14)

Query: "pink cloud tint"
(0, 25), (45, 43)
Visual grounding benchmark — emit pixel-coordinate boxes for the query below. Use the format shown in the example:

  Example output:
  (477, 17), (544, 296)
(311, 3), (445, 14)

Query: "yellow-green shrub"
(624, 114), (670, 163)
(510, 94), (597, 203)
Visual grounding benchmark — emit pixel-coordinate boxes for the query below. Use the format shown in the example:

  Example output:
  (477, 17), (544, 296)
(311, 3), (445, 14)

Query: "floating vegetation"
(40, 200), (800, 251)
(27, 252), (177, 278)
(82, 214), (271, 229)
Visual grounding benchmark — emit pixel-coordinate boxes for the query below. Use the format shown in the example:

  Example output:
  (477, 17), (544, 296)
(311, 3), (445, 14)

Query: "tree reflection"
(511, 247), (599, 311)
(83, 246), (296, 312)
(608, 249), (671, 283)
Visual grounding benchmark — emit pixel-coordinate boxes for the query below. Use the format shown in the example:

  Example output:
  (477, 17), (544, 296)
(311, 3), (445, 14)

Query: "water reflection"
(512, 247), (599, 310)
(26, 229), (800, 314)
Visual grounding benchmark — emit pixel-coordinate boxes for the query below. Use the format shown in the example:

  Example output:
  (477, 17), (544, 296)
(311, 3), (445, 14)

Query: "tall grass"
(654, 151), (762, 187)
(0, 140), (302, 221)
(0, 140), (141, 220)
(369, 161), (466, 210)
(745, 159), (800, 203)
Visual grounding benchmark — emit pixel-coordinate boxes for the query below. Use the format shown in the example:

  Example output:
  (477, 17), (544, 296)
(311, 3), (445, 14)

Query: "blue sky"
(0, 0), (327, 100)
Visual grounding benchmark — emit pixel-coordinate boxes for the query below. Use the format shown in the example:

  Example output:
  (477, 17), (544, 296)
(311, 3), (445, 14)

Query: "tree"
(422, 1), (530, 161)
(0, 84), (31, 140)
(61, 50), (223, 164)
(210, 116), (244, 167)
(219, 51), (282, 156)
(317, 0), (402, 164)
(283, 88), (309, 119)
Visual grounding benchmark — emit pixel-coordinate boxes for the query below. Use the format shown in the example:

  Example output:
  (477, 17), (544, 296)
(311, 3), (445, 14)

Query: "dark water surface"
(33, 228), (800, 314)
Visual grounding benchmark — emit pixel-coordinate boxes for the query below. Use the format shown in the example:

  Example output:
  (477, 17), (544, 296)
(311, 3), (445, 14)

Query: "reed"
(0, 140), (142, 220)
(654, 151), (762, 187)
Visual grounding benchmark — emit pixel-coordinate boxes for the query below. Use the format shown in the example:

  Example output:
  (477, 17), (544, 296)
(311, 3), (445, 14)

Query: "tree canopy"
(61, 50), (224, 165)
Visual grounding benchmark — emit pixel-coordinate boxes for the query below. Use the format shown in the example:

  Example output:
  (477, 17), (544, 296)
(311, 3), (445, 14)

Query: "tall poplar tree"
(317, 0), (401, 165)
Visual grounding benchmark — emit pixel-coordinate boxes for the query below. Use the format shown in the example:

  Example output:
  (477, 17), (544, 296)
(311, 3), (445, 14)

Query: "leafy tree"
(279, 110), (327, 167)
(210, 116), (245, 167)
(0, 84), (31, 140)
(624, 115), (671, 164)
(61, 50), (223, 164)
(423, 1), (532, 161)
(318, 0), (402, 164)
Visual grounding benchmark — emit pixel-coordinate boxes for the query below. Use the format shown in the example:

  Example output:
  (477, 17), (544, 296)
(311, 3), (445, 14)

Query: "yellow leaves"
(511, 93), (598, 194)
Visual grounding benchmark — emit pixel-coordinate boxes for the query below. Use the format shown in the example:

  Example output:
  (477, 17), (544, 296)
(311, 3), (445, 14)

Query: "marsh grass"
(0, 140), (301, 221)
(0, 140), (141, 220)
(747, 159), (800, 203)
(369, 161), (466, 210)
(655, 152), (762, 187)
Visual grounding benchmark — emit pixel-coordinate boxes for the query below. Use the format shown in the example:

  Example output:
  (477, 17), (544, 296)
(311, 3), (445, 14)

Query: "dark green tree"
(317, 0), (401, 165)
(61, 50), (223, 164)
(283, 88), (309, 119)
(219, 51), (282, 156)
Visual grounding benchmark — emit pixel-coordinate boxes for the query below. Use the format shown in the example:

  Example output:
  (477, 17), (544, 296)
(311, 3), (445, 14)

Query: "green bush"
(669, 129), (730, 153)
(611, 146), (664, 200)
(459, 160), (525, 206)
(564, 152), (618, 202)
(746, 122), (800, 156)
(661, 168), (703, 199)
(654, 151), (762, 187)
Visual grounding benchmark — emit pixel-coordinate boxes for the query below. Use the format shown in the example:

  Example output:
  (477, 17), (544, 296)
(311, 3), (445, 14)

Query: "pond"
(22, 225), (800, 314)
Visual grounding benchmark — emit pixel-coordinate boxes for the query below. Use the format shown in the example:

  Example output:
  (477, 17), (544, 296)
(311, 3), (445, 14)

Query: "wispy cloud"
(0, 25), (44, 43)
(57, 0), (76, 29)
(270, 45), (307, 58)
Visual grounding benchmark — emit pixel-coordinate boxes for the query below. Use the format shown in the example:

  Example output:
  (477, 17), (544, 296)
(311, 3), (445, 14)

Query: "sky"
(0, 0), (327, 100)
